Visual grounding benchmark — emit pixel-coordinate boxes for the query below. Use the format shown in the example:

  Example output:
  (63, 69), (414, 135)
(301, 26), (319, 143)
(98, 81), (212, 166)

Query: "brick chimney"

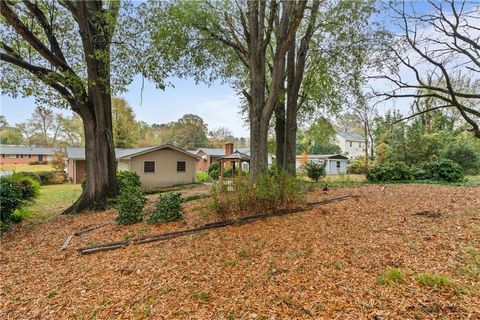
(224, 143), (234, 156)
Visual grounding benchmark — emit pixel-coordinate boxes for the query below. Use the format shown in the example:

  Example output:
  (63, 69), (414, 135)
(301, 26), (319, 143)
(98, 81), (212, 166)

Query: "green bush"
(82, 171), (141, 191)
(115, 186), (146, 225)
(367, 162), (415, 182)
(16, 172), (42, 184)
(147, 192), (183, 224)
(348, 157), (369, 174)
(50, 172), (67, 184)
(9, 173), (40, 202)
(196, 171), (211, 183)
(117, 171), (141, 192)
(210, 173), (305, 215)
(19, 171), (66, 185)
(420, 159), (465, 182)
(208, 162), (220, 180)
(0, 178), (24, 230)
(37, 171), (55, 185)
(303, 161), (326, 182)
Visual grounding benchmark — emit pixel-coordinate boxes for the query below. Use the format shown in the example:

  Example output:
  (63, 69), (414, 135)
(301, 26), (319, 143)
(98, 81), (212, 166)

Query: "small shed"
(296, 154), (349, 175)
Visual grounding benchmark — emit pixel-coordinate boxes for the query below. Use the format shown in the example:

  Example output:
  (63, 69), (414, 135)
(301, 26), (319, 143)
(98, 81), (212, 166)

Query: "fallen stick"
(78, 195), (355, 254)
(61, 234), (73, 251)
(74, 221), (113, 236)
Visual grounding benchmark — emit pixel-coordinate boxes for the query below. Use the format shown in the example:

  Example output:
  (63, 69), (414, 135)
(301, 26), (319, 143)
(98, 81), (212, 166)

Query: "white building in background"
(335, 132), (366, 159)
(295, 154), (349, 175)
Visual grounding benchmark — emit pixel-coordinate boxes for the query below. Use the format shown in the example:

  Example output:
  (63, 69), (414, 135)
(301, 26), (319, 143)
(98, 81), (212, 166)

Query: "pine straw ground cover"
(1, 185), (479, 319)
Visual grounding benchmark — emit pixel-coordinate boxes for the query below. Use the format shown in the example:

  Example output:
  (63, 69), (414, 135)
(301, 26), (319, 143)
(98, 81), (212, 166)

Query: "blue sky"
(1, 75), (249, 137)
(1, 1), (460, 137)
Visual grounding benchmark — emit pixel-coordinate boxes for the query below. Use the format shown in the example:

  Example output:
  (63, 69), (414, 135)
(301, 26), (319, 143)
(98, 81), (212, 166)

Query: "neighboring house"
(296, 154), (349, 175)
(66, 144), (200, 188)
(194, 143), (272, 172)
(335, 132), (366, 159)
(0, 145), (57, 164)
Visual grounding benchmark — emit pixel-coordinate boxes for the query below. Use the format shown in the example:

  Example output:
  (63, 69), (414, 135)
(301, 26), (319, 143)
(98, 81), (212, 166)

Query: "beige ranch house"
(66, 145), (199, 188)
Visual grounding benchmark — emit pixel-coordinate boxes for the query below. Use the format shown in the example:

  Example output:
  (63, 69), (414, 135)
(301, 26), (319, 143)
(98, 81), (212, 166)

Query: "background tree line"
(0, 98), (248, 150)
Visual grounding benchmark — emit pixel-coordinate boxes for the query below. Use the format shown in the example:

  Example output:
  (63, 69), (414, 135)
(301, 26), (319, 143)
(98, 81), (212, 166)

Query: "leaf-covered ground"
(1, 185), (479, 319)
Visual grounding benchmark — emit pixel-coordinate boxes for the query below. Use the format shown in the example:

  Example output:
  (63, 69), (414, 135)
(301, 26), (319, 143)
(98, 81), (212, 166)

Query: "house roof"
(296, 154), (349, 160)
(66, 145), (201, 160)
(220, 151), (250, 161)
(196, 147), (251, 156)
(0, 145), (58, 155)
(336, 132), (365, 142)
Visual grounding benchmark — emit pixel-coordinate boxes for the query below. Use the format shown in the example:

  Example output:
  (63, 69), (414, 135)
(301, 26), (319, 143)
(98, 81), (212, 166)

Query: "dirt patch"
(1, 185), (479, 319)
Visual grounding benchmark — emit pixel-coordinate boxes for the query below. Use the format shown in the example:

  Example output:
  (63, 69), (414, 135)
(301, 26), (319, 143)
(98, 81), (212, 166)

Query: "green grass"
(465, 175), (480, 187)
(415, 272), (450, 287)
(195, 171), (211, 183)
(0, 163), (54, 172)
(22, 184), (82, 221)
(378, 268), (406, 286)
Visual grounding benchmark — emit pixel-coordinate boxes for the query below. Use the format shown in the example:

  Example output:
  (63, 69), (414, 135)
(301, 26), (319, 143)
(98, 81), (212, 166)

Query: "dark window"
(144, 161), (155, 173)
(177, 161), (186, 172)
(349, 141), (352, 147)
(38, 155), (43, 161)
(336, 161), (341, 168)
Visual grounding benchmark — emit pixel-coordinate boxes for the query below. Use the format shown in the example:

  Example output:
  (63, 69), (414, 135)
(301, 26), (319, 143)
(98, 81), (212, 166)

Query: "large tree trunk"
(249, 117), (270, 177)
(275, 99), (286, 169)
(285, 46), (298, 175)
(64, 106), (118, 214)
(63, 1), (118, 214)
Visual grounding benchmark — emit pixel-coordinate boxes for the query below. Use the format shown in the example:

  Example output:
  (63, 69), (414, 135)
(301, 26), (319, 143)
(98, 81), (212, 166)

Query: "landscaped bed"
(1, 185), (479, 319)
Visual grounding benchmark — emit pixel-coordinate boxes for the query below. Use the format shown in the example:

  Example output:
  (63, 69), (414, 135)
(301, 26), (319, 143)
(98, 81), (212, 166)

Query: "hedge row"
(367, 160), (464, 183)
(16, 171), (67, 185)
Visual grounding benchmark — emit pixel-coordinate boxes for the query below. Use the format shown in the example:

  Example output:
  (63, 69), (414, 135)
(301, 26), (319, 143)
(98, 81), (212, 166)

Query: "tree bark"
(282, 0), (320, 176)
(275, 98), (286, 170)
(63, 1), (119, 214)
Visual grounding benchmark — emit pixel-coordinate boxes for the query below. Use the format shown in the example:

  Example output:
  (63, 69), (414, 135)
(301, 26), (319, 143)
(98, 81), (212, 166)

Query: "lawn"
(20, 184), (82, 221)
(0, 163), (54, 172)
(1, 184), (479, 319)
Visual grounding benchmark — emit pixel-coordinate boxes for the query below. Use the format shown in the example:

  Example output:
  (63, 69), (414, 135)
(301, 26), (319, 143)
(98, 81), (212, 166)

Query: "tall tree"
(112, 97), (140, 148)
(373, 0), (480, 138)
(142, 0), (307, 177)
(1, 1), (124, 213)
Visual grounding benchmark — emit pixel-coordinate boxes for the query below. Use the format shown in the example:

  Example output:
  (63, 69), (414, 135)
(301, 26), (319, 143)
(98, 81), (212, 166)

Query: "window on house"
(349, 141), (352, 147)
(359, 142), (362, 148)
(144, 161), (155, 173)
(336, 161), (341, 168)
(4, 154), (16, 158)
(177, 161), (186, 172)
(20, 154), (29, 158)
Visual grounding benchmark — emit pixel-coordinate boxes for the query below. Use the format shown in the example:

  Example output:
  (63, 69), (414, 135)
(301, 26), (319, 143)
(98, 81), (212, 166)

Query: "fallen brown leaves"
(1, 185), (479, 319)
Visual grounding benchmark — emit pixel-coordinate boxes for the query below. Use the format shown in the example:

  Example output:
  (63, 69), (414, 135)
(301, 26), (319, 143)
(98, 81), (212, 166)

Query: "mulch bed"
(1, 185), (479, 319)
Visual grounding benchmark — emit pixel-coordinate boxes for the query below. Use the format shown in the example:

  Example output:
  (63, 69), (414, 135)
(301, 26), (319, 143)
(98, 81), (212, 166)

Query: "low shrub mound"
(420, 159), (464, 182)
(17, 171), (66, 185)
(367, 162), (414, 182)
(115, 186), (147, 225)
(367, 160), (465, 183)
(147, 192), (183, 224)
(82, 171), (141, 192)
(210, 173), (305, 215)
(117, 171), (141, 192)
(0, 174), (40, 233)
